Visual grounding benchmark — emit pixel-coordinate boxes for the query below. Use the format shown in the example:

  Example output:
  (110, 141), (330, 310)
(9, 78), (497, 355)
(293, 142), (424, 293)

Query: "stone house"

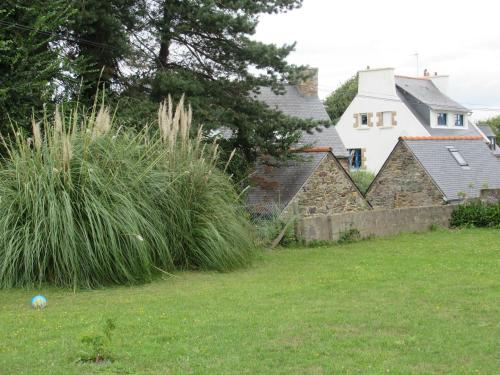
(366, 136), (500, 209)
(335, 67), (491, 173)
(247, 147), (370, 218)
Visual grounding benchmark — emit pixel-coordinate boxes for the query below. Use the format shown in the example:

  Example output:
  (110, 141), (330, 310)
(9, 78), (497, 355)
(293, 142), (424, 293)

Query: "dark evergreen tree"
(130, 0), (322, 167)
(0, 0), (70, 130)
(67, 0), (142, 103)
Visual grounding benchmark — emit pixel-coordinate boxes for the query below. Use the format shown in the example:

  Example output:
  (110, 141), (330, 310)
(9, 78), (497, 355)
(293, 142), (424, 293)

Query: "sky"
(255, 0), (500, 121)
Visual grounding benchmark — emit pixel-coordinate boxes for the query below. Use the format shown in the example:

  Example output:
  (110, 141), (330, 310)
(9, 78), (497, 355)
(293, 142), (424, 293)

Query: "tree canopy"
(324, 74), (358, 124)
(0, 0), (323, 174)
(484, 115), (500, 138)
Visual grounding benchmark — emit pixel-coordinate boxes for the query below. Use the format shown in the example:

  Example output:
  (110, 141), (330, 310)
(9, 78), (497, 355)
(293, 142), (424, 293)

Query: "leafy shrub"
(0, 97), (254, 288)
(450, 200), (500, 228)
(350, 170), (375, 194)
(79, 318), (116, 364)
(337, 228), (361, 244)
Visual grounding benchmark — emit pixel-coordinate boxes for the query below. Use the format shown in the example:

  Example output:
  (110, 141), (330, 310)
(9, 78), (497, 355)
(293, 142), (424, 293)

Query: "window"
(455, 114), (464, 127)
(360, 113), (368, 126)
(437, 113), (448, 126)
(348, 149), (362, 169)
(383, 111), (392, 126)
(447, 146), (468, 167)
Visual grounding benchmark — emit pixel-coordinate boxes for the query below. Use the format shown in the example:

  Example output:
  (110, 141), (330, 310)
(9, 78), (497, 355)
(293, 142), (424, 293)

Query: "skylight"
(446, 146), (469, 167)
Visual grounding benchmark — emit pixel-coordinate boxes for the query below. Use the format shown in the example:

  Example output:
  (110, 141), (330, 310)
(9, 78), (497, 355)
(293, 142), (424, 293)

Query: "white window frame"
(437, 113), (448, 126)
(382, 111), (392, 127)
(454, 114), (464, 127)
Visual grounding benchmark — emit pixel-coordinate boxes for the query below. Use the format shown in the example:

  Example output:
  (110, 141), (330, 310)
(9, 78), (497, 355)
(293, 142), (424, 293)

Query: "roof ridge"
(395, 75), (430, 81)
(400, 136), (484, 141)
(291, 146), (332, 153)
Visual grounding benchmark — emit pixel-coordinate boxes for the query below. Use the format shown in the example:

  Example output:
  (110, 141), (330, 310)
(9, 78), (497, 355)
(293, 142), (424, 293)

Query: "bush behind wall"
(450, 200), (500, 228)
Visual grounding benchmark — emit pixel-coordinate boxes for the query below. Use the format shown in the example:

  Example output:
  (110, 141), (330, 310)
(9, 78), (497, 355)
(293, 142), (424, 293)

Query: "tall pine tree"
(0, 0), (70, 130)
(130, 0), (321, 166)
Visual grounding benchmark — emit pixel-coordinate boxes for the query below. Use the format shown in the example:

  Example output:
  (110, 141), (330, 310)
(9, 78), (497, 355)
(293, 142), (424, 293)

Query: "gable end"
(284, 153), (371, 217)
(366, 141), (444, 209)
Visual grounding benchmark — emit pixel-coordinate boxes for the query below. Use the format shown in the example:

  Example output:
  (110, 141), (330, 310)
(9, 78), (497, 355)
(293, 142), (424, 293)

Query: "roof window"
(447, 146), (469, 168)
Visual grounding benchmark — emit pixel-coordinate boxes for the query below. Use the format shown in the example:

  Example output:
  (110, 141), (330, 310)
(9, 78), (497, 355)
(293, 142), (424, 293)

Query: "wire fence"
(244, 202), (286, 225)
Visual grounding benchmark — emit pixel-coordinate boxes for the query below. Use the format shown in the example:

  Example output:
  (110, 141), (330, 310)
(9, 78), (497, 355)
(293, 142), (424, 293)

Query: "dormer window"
(455, 114), (464, 127)
(437, 113), (448, 126)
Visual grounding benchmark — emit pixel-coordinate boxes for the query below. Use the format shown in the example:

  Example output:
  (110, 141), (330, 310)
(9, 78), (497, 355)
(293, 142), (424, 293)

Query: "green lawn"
(1, 228), (499, 374)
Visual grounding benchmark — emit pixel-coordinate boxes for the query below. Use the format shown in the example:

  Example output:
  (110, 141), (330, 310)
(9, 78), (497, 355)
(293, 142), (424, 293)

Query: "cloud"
(255, 0), (500, 119)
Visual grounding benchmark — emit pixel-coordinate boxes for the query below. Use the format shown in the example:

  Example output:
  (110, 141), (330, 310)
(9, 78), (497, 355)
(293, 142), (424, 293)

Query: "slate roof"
(246, 152), (328, 215)
(395, 78), (482, 137)
(401, 137), (500, 201)
(395, 76), (469, 112)
(255, 86), (349, 158)
(478, 124), (496, 138)
(256, 86), (330, 121)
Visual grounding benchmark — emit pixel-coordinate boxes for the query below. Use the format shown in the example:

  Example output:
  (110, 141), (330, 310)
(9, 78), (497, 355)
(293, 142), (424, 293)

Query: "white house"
(335, 67), (486, 173)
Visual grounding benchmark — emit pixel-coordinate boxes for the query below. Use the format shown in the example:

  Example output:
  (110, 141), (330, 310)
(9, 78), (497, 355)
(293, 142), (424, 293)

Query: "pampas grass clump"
(0, 97), (253, 288)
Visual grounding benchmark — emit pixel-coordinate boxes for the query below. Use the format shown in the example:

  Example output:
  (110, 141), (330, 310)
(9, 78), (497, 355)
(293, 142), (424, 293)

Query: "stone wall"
(366, 142), (444, 209)
(284, 154), (370, 217)
(296, 205), (455, 243)
(338, 157), (349, 172)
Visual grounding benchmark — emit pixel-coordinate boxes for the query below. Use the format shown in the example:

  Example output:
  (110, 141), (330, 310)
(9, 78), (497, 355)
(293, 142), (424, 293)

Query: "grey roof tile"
(255, 86), (330, 121)
(396, 84), (481, 137)
(478, 124), (496, 138)
(256, 86), (349, 158)
(246, 152), (327, 215)
(404, 139), (500, 201)
(395, 76), (469, 112)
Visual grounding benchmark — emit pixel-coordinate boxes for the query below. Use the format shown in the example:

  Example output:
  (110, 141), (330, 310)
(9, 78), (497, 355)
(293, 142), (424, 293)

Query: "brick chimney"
(296, 68), (319, 97)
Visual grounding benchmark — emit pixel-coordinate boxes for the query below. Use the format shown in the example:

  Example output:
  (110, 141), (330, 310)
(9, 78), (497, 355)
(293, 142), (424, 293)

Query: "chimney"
(358, 67), (397, 98)
(430, 74), (450, 95)
(296, 68), (318, 97)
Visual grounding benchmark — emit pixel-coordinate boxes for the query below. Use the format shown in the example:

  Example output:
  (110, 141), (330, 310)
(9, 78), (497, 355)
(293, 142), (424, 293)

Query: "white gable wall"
(336, 94), (429, 173)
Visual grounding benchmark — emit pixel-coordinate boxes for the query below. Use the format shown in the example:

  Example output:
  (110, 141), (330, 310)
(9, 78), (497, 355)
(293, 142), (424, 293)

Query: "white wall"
(429, 75), (449, 96)
(336, 95), (429, 173)
(358, 68), (398, 99)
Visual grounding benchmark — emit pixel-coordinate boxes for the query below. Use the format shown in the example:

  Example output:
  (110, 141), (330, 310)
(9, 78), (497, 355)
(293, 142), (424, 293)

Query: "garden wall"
(295, 205), (455, 243)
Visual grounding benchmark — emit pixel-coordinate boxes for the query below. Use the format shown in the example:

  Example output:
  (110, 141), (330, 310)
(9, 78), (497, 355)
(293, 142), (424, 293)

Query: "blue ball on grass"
(31, 295), (47, 309)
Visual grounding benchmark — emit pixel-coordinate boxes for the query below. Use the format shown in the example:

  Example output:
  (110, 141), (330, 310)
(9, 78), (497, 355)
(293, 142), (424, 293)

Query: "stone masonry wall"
(296, 205), (454, 243)
(284, 154), (370, 217)
(366, 142), (444, 209)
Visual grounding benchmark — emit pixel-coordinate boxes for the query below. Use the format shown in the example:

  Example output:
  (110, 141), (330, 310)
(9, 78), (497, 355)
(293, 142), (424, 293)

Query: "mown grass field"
(0, 228), (499, 374)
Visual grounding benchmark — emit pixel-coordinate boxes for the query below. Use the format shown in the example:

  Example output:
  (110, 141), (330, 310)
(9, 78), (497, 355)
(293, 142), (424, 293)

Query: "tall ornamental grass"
(0, 98), (254, 288)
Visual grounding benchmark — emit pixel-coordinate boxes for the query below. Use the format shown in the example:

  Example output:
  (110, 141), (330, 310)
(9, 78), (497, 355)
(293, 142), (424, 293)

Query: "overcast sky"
(255, 0), (500, 121)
